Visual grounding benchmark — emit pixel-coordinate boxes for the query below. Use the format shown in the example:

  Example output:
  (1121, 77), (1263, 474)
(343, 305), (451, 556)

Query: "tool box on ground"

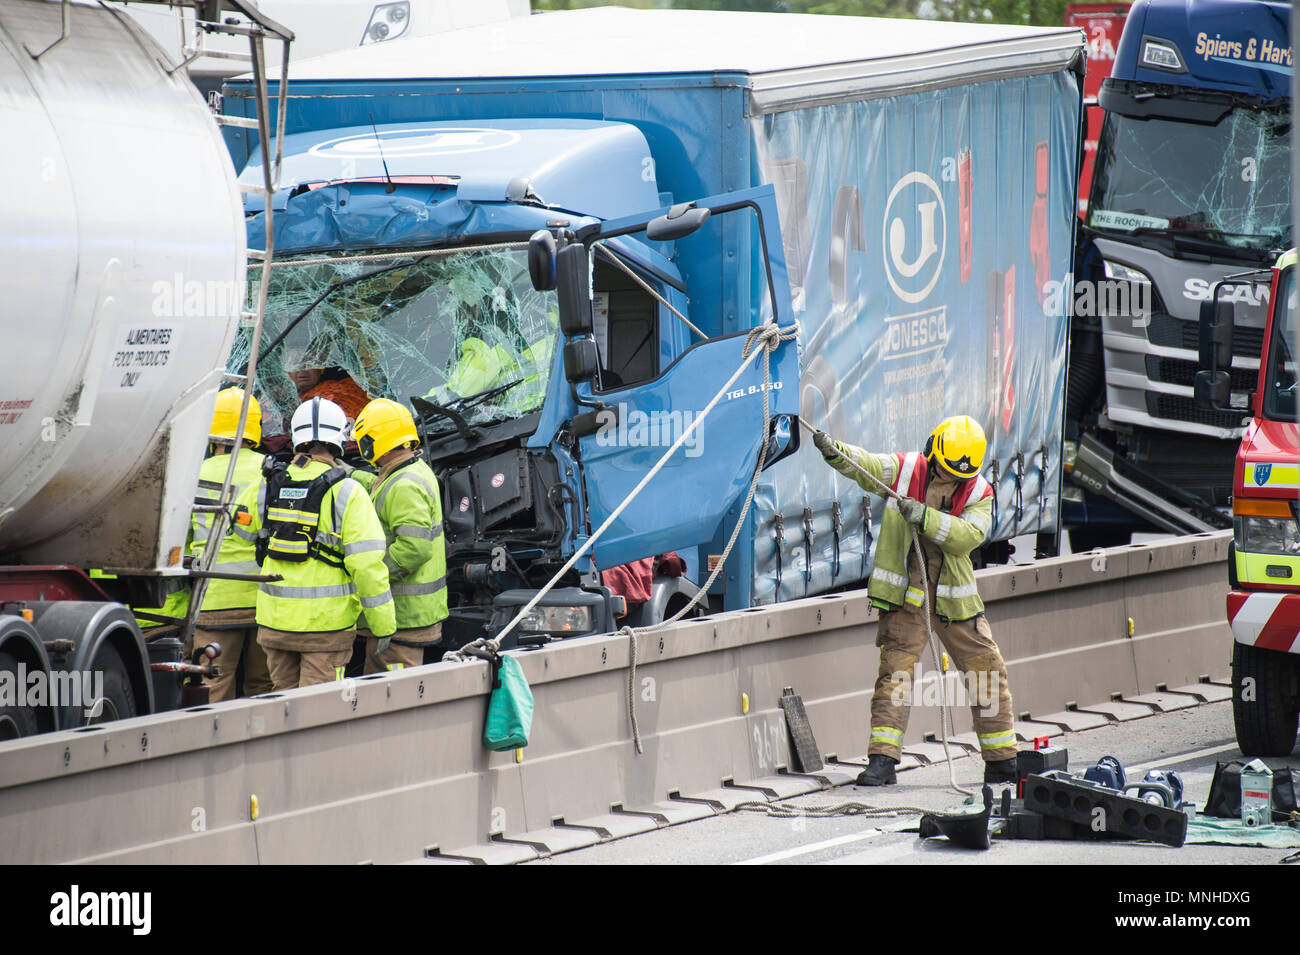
(1205, 760), (1298, 826)
(988, 750), (1192, 847)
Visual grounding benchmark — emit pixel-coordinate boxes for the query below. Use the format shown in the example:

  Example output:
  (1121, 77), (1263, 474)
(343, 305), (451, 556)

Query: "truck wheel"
(0, 651), (40, 741)
(1232, 641), (1300, 757)
(84, 642), (138, 726)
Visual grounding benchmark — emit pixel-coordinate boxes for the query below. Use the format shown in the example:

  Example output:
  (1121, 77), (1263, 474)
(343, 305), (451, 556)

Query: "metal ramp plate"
(672, 787), (760, 812)
(726, 774), (822, 799)
(1169, 683), (1233, 704)
(615, 801), (716, 826)
(1121, 691), (1198, 712)
(779, 688), (823, 773)
(564, 812), (659, 840)
(1069, 699), (1157, 722)
(433, 841), (539, 865)
(1028, 709), (1111, 732)
(827, 753), (925, 773)
(902, 741), (973, 764)
(937, 733), (980, 754)
(402, 855), (473, 865)
(495, 826), (603, 855)
(790, 765), (861, 787)
(1013, 720), (1064, 741)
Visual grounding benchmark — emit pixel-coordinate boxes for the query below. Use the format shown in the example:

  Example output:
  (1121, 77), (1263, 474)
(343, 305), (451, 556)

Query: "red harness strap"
(894, 451), (991, 518)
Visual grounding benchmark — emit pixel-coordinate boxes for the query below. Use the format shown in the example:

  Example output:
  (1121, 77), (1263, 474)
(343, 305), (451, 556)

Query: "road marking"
(1124, 742), (1239, 776)
(732, 828), (883, 865)
(822, 841), (918, 865)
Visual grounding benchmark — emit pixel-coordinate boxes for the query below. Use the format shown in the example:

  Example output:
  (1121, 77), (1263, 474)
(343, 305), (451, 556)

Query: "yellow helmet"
(211, 387), (262, 446)
(925, 415), (986, 479)
(353, 398), (419, 464)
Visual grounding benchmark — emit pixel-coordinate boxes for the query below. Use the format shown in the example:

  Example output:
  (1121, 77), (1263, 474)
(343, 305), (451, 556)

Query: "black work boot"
(983, 755), (1018, 785)
(855, 754), (898, 786)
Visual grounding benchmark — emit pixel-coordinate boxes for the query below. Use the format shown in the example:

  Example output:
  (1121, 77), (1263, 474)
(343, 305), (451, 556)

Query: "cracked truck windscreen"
(228, 246), (559, 436)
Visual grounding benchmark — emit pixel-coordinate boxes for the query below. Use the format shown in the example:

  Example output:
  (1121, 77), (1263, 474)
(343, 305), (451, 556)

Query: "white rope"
(591, 242), (707, 341)
(796, 418), (972, 798)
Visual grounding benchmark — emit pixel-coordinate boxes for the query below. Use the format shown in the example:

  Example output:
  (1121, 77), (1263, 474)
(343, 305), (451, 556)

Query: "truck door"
(560, 186), (801, 569)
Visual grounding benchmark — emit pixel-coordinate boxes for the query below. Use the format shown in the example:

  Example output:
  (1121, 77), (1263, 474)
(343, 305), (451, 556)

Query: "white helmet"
(290, 397), (348, 454)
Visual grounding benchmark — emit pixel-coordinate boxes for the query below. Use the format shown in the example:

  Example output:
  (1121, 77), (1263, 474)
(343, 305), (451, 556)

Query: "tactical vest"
(257, 460), (349, 567)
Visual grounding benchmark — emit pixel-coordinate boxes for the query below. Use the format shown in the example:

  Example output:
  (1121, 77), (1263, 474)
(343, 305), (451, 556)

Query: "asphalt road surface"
(533, 700), (1299, 865)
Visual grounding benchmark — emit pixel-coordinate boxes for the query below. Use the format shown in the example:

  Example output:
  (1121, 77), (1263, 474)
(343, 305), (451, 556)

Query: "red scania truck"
(1198, 248), (1299, 755)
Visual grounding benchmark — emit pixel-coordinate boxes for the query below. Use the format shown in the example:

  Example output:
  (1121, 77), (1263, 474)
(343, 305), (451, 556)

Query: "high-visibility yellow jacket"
(369, 453), (448, 630)
(235, 458), (396, 639)
(828, 443), (994, 621)
(190, 447), (265, 612)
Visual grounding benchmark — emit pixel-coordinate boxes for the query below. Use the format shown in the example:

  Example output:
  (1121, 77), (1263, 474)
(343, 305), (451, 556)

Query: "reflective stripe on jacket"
(190, 448), (266, 611)
(370, 455), (449, 630)
(235, 459), (396, 637)
(827, 444), (994, 620)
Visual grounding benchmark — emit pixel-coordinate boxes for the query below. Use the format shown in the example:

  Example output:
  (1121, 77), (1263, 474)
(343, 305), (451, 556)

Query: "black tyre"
(1232, 641), (1300, 757)
(1068, 526), (1132, 552)
(85, 641), (138, 725)
(0, 651), (40, 741)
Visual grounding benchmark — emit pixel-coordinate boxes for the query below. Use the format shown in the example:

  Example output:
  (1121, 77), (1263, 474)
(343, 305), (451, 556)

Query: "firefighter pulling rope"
(797, 416), (973, 798)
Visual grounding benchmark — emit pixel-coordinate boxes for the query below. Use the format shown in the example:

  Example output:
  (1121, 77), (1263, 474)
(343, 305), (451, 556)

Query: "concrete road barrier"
(0, 531), (1232, 863)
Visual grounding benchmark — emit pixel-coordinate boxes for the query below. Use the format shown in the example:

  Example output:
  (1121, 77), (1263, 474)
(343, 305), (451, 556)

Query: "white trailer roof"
(286, 6), (1085, 113)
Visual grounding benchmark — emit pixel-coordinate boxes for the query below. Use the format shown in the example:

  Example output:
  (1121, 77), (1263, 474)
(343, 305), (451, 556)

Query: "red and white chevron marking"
(1227, 591), (1300, 653)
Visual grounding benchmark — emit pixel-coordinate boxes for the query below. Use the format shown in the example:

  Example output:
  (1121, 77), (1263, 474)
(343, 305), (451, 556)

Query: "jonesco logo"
(883, 171), (947, 305)
(308, 127), (521, 160)
(50, 885), (151, 935)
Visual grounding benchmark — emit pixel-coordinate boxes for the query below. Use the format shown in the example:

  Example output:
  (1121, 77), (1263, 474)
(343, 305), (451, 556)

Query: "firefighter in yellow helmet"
(352, 398), (449, 673)
(189, 388), (273, 700)
(813, 415), (1017, 786)
(233, 397), (396, 690)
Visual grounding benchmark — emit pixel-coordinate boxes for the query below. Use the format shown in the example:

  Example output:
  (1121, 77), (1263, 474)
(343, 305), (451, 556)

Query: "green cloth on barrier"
(1185, 814), (1300, 848)
(483, 654), (534, 751)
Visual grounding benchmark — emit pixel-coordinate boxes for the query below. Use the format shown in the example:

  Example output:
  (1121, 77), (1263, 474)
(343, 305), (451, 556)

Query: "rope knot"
(742, 320), (799, 359)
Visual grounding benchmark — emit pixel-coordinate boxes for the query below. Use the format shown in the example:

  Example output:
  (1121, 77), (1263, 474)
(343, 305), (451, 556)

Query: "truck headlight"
(361, 2), (410, 45)
(1140, 38), (1186, 73)
(1235, 516), (1300, 556)
(1103, 259), (1152, 287)
(518, 605), (593, 634)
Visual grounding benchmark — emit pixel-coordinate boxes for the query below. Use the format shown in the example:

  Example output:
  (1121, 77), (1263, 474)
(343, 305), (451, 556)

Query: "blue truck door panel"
(578, 328), (800, 569)
(574, 185), (800, 569)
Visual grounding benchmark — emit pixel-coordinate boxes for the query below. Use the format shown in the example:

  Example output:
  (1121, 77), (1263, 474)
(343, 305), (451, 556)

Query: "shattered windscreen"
(228, 246), (559, 437)
(1264, 267), (1296, 421)
(1090, 106), (1292, 251)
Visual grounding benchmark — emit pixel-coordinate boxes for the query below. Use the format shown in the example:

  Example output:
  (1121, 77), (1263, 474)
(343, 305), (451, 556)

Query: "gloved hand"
(373, 634), (392, 656)
(333, 457), (355, 477)
(897, 496), (928, 527)
(812, 429), (838, 460)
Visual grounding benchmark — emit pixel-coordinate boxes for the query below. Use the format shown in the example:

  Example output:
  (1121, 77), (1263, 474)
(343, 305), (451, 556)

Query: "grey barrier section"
(0, 532), (1232, 864)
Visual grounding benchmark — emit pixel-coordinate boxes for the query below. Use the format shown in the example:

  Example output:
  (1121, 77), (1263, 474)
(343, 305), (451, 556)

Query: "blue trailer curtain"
(751, 69), (1081, 604)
